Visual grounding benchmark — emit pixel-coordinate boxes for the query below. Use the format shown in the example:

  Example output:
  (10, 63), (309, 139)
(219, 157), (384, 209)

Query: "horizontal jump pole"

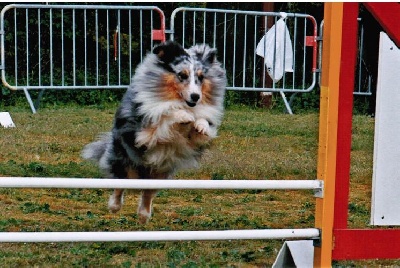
(0, 177), (323, 190)
(0, 229), (320, 243)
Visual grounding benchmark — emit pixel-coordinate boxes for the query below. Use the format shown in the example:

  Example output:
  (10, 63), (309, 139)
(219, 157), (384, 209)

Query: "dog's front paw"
(194, 118), (210, 135)
(173, 110), (195, 124)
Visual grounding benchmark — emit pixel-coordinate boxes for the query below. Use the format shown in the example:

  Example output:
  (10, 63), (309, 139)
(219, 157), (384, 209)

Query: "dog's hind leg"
(108, 168), (139, 213)
(137, 172), (169, 224)
(138, 189), (158, 224)
(108, 188), (125, 213)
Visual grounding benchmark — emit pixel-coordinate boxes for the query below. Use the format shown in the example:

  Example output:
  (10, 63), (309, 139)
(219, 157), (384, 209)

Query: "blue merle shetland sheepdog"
(82, 41), (226, 224)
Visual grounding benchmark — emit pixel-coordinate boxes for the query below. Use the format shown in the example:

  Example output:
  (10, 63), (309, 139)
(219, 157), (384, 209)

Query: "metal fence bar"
(13, 10), (16, 85)
(262, 15), (267, 89)
(282, 18), (287, 90)
(192, 11), (196, 46)
(252, 16), (258, 88)
(223, 13), (227, 70)
(62, 9), (65, 86)
(213, 12), (217, 47)
(203, 11), (206, 43)
(232, 13), (237, 87)
(302, 17), (307, 89)
(117, 12), (122, 80)
(0, 229), (320, 243)
(72, 9), (76, 86)
(0, 177), (323, 191)
(37, 9), (41, 86)
(293, 16), (297, 89)
(242, 15), (247, 87)
(95, 9), (99, 86)
(272, 15), (278, 90)
(129, 10), (132, 76)
(25, 8), (28, 87)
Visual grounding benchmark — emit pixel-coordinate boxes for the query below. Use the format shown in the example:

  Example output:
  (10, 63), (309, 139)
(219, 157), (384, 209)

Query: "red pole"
(333, 2), (359, 229)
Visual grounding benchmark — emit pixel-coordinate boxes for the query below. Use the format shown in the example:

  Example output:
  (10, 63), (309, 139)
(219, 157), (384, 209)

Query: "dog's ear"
(203, 48), (217, 65)
(153, 41), (187, 64)
(190, 45), (217, 65)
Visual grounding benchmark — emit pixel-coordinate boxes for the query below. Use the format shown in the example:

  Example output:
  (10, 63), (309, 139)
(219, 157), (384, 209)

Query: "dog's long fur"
(82, 41), (226, 223)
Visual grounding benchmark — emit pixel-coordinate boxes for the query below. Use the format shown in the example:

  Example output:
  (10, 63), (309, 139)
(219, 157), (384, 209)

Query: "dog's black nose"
(190, 93), (200, 102)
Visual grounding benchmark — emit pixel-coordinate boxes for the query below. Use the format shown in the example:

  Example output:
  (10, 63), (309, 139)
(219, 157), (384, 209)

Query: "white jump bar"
(0, 229), (320, 243)
(0, 177), (322, 190)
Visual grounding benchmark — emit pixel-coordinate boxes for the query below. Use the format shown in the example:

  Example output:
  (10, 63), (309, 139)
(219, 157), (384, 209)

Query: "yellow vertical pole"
(314, 3), (344, 267)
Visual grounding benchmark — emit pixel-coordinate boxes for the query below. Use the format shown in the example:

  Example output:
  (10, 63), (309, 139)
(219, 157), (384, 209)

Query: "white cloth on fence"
(256, 17), (294, 83)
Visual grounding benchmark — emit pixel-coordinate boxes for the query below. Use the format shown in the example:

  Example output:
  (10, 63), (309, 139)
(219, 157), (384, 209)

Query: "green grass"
(0, 104), (396, 267)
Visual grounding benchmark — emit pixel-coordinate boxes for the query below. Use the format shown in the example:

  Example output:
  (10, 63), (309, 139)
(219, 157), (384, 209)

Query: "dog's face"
(153, 41), (217, 107)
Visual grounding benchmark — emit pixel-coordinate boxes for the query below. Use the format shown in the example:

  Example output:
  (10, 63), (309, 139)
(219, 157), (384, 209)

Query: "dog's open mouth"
(186, 101), (197, 107)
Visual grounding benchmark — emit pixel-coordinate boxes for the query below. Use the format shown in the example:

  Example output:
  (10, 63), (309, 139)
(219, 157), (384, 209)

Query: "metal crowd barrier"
(0, 4), (165, 113)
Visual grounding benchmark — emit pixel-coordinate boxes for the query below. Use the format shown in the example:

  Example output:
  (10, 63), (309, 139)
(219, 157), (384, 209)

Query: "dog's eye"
(197, 74), (204, 82)
(178, 72), (189, 80)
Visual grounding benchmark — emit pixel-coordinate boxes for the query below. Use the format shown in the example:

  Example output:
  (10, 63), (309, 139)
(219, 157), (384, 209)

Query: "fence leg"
(288, 92), (299, 110)
(23, 88), (37, 114)
(280, 91), (293, 114)
(34, 89), (46, 110)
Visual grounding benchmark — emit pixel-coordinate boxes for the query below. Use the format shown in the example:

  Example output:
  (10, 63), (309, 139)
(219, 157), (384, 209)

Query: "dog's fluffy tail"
(81, 133), (111, 163)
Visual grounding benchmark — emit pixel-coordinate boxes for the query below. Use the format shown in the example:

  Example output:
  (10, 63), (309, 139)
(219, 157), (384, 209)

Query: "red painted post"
(332, 2), (359, 230)
(363, 3), (400, 48)
(333, 229), (400, 260)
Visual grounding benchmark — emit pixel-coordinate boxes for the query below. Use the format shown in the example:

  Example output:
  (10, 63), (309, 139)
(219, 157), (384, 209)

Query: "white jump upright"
(371, 32), (400, 225)
(0, 112), (15, 128)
